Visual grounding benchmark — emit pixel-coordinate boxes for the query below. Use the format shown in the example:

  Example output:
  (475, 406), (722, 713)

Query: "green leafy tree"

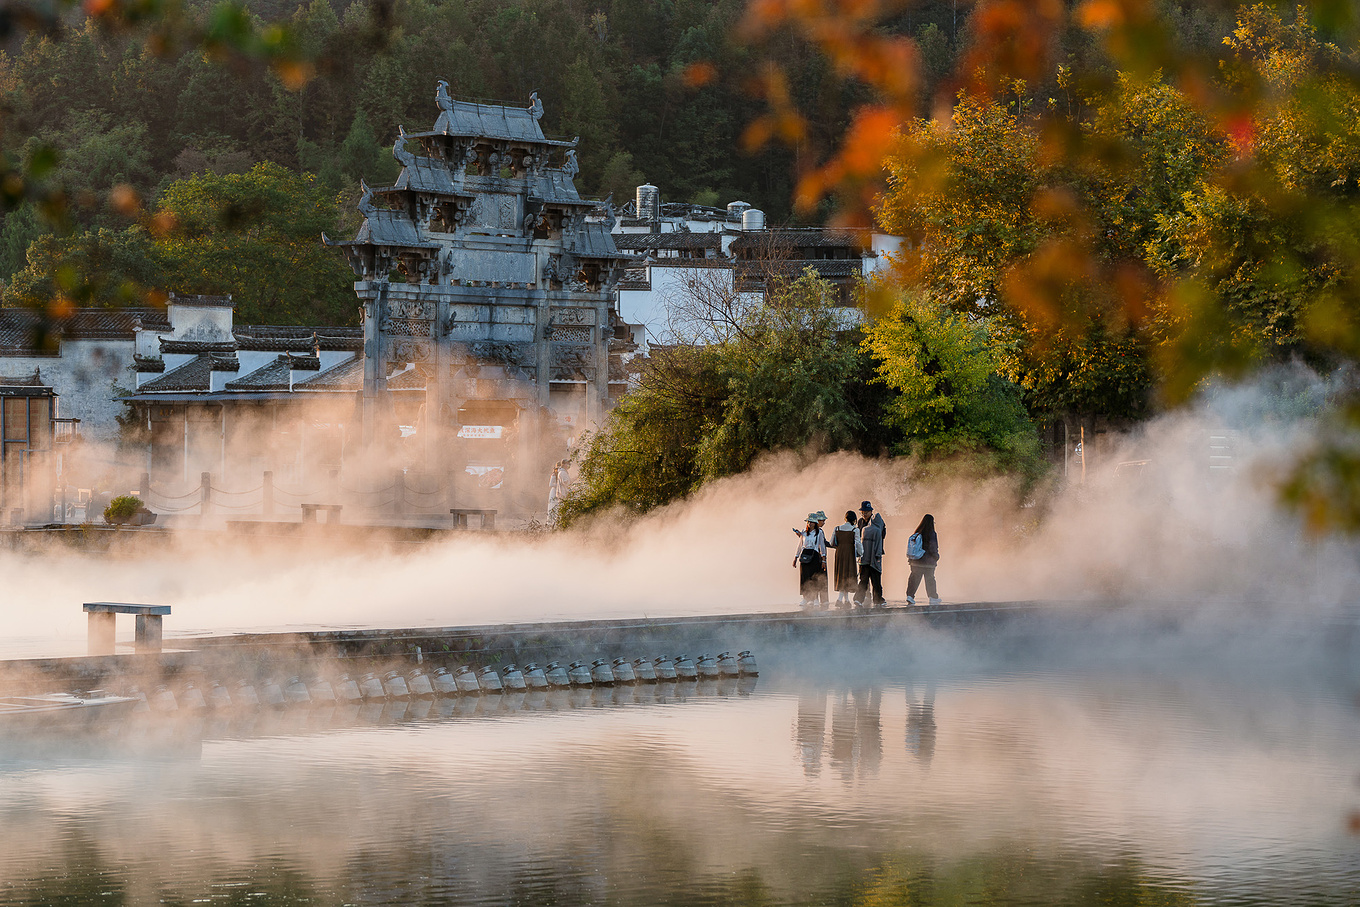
(559, 272), (889, 524)
(2, 225), (162, 310)
(863, 291), (1041, 474)
(154, 161), (356, 324)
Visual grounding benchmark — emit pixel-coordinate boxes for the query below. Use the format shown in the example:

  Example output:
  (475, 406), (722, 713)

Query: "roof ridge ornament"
(436, 79), (454, 113)
(529, 91), (543, 121)
(393, 126), (414, 168)
(357, 180), (376, 218)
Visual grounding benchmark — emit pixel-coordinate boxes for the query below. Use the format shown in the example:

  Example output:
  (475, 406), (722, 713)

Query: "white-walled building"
(605, 185), (903, 347)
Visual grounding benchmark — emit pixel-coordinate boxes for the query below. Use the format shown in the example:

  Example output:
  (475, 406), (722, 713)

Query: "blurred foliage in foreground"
(742, 0), (1360, 534)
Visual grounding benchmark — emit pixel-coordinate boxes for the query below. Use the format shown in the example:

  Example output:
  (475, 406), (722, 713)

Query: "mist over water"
(2, 370), (1357, 659)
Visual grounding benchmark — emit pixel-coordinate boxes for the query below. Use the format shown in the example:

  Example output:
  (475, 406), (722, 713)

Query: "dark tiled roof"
(134, 355), (165, 373)
(616, 280), (651, 291)
(235, 325), (363, 353)
(296, 356), (363, 391)
(0, 369), (45, 386)
(649, 258), (734, 270)
(387, 367), (427, 390)
(161, 338), (236, 354)
(0, 306), (169, 355)
(137, 355), (215, 392)
(728, 228), (870, 252)
(432, 98), (547, 144)
(168, 293), (233, 308)
(565, 223), (627, 259)
(391, 157), (461, 195)
(225, 355), (318, 391)
(355, 210), (439, 248)
(614, 232), (722, 251)
(527, 171), (590, 207)
(0, 383), (55, 397)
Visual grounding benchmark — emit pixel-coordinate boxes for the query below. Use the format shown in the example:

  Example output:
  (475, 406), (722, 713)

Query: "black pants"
(906, 564), (938, 601)
(854, 564), (883, 606)
(799, 556), (823, 600)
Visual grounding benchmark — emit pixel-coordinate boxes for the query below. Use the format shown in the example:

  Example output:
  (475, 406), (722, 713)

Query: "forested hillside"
(0, 0), (973, 323)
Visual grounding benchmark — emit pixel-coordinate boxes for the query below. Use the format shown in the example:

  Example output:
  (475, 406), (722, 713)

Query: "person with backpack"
(853, 501), (886, 608)
(906, 513), (940, 606)
(792, 513), (828, 610)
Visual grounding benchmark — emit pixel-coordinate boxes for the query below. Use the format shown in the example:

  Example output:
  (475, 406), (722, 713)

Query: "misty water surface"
(0, 652), (1356, 907)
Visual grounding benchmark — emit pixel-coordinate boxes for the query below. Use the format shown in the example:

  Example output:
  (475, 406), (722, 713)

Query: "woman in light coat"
(792, 513), (827, 610)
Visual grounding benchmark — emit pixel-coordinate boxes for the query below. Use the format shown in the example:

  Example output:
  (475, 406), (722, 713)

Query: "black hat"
(860, 500), (873, 511)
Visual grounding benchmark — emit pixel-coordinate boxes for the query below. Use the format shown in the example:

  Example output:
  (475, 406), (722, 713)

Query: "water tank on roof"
(742, 208), (765, 231)
(636, 184), (660, 222)
(726, 201), (751, 221)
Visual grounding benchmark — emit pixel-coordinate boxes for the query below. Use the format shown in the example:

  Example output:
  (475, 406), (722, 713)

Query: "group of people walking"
(793, 501), (940, 610)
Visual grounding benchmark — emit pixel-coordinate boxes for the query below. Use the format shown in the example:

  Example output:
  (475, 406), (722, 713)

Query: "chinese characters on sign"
(457, 425), (504, 439)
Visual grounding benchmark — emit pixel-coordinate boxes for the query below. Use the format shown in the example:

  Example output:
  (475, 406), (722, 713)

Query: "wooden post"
(201, 471), (212, 515)
(262, 470), (274, 516)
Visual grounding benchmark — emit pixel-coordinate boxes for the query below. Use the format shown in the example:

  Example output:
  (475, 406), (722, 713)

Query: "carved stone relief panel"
(550, 343), (596, 381)
(549, 307), (596, 325)
(549, 326), (592, 344)
(385, 319), (433, 338)
(390, 339), (433, 364)
(386, 299), (436, 321)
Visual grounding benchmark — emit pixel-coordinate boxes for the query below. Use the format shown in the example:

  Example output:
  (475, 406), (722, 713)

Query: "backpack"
(907, 532), (926, 560)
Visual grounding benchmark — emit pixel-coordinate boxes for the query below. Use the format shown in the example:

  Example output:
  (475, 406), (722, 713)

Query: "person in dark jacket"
(854, 502), (886, 608)
(906, 513), (940, 606)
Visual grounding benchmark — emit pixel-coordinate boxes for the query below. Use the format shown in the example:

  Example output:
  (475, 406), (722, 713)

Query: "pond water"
(0, 630), (1358, 906)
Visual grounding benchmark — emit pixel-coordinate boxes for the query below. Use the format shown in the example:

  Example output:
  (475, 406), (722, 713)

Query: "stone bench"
(300, 503), (343, 524)
(449, 508), (496, 530)
(83, 602), (172, 656)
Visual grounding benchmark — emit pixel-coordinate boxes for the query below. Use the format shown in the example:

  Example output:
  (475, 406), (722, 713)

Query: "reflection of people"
(854, 502), (886, 608)
(828, 510), (863, 609)
(792, 514), (826, 610)
(795, 691), (827, 778)
(906, 513), (941, 606)
(830, 687), (882, 781)
(905, 684), (937, 766)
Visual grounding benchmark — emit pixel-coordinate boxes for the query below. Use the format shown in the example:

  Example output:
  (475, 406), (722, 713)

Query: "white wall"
(0, 340), (136, 444)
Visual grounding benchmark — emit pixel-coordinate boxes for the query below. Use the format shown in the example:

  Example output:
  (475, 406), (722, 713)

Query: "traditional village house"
(122, 295), (368, 492)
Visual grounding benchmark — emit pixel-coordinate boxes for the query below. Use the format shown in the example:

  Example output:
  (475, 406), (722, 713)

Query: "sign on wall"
(458, 425), (504, 439)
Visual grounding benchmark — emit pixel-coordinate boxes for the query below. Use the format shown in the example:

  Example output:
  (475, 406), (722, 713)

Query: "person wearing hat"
(854, 501), (887, 608)
(814, 511), (832, 608)
(792, 513), (827, 610)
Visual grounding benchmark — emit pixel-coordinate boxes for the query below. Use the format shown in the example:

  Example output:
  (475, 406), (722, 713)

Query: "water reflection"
(0, 671), (1357, 907)
(905, 683), (937, 767)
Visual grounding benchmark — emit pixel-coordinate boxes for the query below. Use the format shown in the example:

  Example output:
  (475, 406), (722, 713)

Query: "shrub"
(103, 495), (144, 525)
